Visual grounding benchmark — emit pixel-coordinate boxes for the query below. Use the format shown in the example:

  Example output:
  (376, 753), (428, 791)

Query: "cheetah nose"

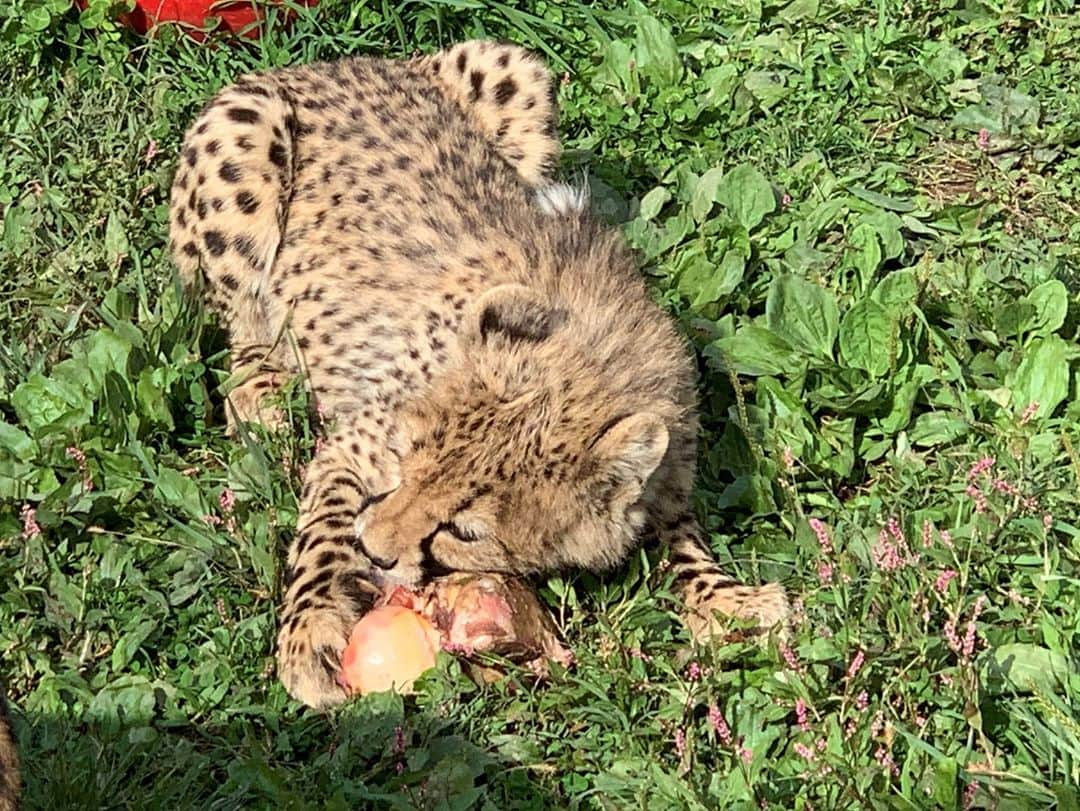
(357, 537), (398, 571)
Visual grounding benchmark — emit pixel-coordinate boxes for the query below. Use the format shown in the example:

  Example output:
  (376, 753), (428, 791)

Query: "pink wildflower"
(977, 129), (991, 151)
(992, 478), (1020, 497)
(778, 642), (804, 673)
(968, 456), (995, 480)
(143, 139), (159, 163)
(628, 648), (652, 662)
(817, 562), (834, 584)
(20, 504), (41, 539)
(709, 705), (732, 745)
(872, 528), (907, 571)
(66, 446), (93, 490)
(940, 529), (953, 548)
(808, 518), (833, 555)
(739, 746), (753, 764)
(921, 520), (933, 549)
(673, 728), (687, 758)
(874, 745), (899, 776)
(392, 725), (405, 755)
(965, 484), (988, 513)
(846, 649), (865, 680)
(219, 488), (236, 513)
(687, 661), (702, 681)
(856, 691), (869, 712)
(962, 596), (986, 658)
(181, 467), (199, 477)
(963, 780), (978, 809)
(202, 514), (223, 526)
(1019, 401), (1039, 425)
(782, 446), (796, 472)
(781, 193), (793, 208)
(1043, 513), (1053, 531)
(934, 569), (958, 594)
(795, 698), (810, 732)
(793, 742), (815, 762)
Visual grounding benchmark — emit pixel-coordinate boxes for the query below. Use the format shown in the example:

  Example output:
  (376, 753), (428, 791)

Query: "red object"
(76, 0), (316, 40)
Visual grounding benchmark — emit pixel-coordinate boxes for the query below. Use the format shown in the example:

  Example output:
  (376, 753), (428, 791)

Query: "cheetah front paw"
(276, 608), (353, 709)
(683, 581), (790, 644)
(224, 372), (288, 435)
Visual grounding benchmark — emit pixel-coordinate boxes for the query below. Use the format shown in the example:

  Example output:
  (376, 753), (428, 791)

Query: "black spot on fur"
(236, 190), (259, 214)
(469, 70), (484, 102)
(269, 141), (288, 168)
(184, 146), (197, 167)
(496, 52), (510, 68)
(203, 230), (227, 257)
(205, 139), (221, 155)
(227, 107), (260, 124)
(493, 77), (517, 105)
(182, 241), (199, 257)
(220, 273), (240, 291)
(456, 51), (467, 73)
(219, 161), (242, 183)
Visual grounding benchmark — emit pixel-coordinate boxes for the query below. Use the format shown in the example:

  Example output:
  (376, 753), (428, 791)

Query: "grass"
(2, 0), (1080, 807)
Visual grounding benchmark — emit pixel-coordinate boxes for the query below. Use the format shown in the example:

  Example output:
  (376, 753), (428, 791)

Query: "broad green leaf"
(979, 643), (1073, 694)
(708, 326), (803, 377)
(848, 185), (915, 212)
(691, 167), (725, 222)
(154, 467), (206, 517)
(638, 187), (670, 221)
(848, 223), (882, 288)
(84, 328), (134, 390)
(1023, 279), (1067, 337)
(873, 269), (919, 313)
(11, 373), (93, 434)
(1010, 336), (1069, 419)
(715, 163), (776, 231)
(839, 299), (893, 376)
(690, 250), (744, 307)
(765, 274), (838, 360)
(634, 9), (681, 86)
(775, 0), (819, 23)
(0, 422), (36, 461)
(908, 412), (968, 446)
(104, 211), (129, 267)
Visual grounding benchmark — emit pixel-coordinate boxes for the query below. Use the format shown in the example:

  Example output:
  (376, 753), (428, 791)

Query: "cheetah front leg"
(277, 418), (402, 709)
(660, 516), (789, 641)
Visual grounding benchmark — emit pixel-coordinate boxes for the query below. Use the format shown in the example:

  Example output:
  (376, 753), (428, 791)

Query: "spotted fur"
(169, 40), (788, 709)
(0, 692), (19, 811)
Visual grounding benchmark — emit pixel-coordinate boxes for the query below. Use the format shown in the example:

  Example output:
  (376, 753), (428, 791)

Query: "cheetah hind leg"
(221, 345), (292, 435)
(420, 40), (561, 187)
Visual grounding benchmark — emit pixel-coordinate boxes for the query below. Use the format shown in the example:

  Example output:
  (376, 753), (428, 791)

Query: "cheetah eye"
(438, 520), (481, 543)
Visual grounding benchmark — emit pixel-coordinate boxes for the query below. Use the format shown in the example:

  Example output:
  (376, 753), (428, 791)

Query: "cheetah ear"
(465, 284), (568, 346)
(589, 413), (669, 499)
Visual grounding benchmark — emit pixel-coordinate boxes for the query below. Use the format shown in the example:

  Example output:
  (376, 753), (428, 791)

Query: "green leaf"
(839, 299), (893, 377)
(638, 187), (670, 221)
(933, 757), (958, 807)
(11, 373), (93, 434)
(715, 163), (776, 231)
(634, 9), (681, 86)
(104, 211), (129, 267)
(154, 467), (206, 517)
(1009, 336), (1070, 419)
(847, 223), (882, 288)
(0, 422), (36, 462)
(686, 250), (744, 307)
(848, 185), (915, 212)
(691, 167), (724, 222)
(708, 326), (803, 377)
(25, 6), (53, 30)
(1023, 279), (1067, 337)
(873, 269), (919, 313)
(765, 275), (838, 360)
(979, 643), (1073, 695)
(908, 412), (969, 447)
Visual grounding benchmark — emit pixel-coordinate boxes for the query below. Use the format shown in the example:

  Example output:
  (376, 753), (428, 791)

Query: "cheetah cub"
(170, 41), (788, 709)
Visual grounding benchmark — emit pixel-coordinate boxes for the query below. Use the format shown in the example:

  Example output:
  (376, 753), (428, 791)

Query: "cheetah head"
(357, 284), (670, 587)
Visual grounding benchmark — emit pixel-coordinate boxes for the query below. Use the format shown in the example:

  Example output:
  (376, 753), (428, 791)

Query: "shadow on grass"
(7, 690), (561, 810)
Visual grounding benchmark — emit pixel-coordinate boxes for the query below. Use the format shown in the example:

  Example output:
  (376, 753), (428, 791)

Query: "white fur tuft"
(535, 182), (590, 217)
